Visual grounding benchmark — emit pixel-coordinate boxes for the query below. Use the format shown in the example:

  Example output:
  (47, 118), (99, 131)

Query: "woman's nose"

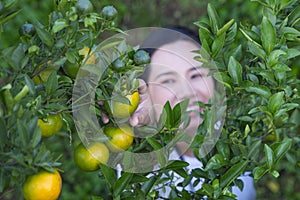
(176, 79), (195, 101)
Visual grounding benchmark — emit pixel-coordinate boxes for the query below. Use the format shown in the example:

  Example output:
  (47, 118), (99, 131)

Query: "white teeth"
(186, 106), (199, 112)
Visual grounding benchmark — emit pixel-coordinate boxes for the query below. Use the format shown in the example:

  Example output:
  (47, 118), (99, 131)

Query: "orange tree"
(0, 0), (122, 199)
(0, 0), (300, 200)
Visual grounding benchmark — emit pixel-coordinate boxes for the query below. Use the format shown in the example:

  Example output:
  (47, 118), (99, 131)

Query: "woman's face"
(147, 40), (215, 131)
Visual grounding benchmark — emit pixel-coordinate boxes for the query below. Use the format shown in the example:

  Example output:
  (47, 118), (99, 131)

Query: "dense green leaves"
(261, 16), (276, 54)
(193, 1), (299, 198)
(113, 172), (133, 198)
(228, 56), (243, 85)
(220, 161), (249, 188)
(0, 0), (299, 199)
(268, 92), (285, 114)
(34, 23), (54, 47)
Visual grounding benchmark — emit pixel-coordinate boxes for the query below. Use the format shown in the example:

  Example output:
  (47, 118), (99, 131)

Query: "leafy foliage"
(0, 0), (299, 199)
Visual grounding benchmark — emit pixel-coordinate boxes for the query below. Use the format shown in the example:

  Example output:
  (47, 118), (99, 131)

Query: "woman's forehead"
(151, 40), (200, 62)
(149, 40), (201, 73)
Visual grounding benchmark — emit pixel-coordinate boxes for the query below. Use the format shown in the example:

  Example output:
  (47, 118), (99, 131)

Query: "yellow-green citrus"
(22, 169), (62, 200)
(104, 124), (134, 152)
(79, 46), (95, 65)
(38, 114), (63, 138)
(110, 91), (140, 118)
(33, 62), (59, 85)
(74, 142), (109, 171)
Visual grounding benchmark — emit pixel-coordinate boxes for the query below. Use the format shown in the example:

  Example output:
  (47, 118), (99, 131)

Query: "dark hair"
(140, 26), (201, 81)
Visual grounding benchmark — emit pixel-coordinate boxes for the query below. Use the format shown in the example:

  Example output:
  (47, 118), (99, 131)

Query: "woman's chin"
(185, 116), (202, 133)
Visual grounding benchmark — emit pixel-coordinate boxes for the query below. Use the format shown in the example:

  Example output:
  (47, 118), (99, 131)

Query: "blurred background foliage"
(1, 0), (299, 199)
(0, 0), (262, 49)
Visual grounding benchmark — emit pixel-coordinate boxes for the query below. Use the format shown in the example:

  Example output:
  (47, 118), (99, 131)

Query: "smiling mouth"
(186, 105), (204, 117)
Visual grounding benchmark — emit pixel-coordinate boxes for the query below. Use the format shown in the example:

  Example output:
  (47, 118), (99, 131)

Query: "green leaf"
(247, 41), (266, 59)
(34, 24), (54, 47)
(198, 27), (212, 55)
(228, 56), (243, 85)
(17, 120), (28, 148)
(271, 170), (280, 178)
(283, 48), (300, 59)
(24, 74), (36, 95)
(91, 196), (104, 200)
(204, 154), (226, 171)
(239, 28), (260, 43)
(213, 72), (232, 91)
(207, 3), (220, 34)
(272, 138), (292, 163)
(248, 140), (262, 159)
(52, 19), (68, 33)
(253, 166), (268, 180)
(173, 168), (189, 178)
(11, 43), (25, 69)
(259, 71), (276, 84)
(122, 151), (134, 172)
(264, 144), (274, 169)
(130, 174), (149, 184)
(282, 27), (300, 40)
(146, 137), (162, 150)
(141, 176), (157, 195)
(288, 5), (300, 26)
(0, 118), (7, 149)
(212, 32), (226, 58)
(165, 160), (189, 170)
(245, 85), (271, 98)
(217, 19), (235, 36)
(282, 27), (300, 36)
(163, 101), (172, 129)
(113, 172), (133, 197)
(269, 49), (286, 66)
(281, 103), (299, 112)
(220, 161), (249, 188)
(268, 91), (284, 113)
(216, 142), (230, 158)
(225, 22), (238, 44)
(157, 106), (167, 130)
(224, 45), (242, 62)
(0, 168), (4, 193)
(45, 71), (58, 95)
(100, 164), (117, 189)
(0, 9), (21, 25)
(202, 183), (214, 196)
(29, 117), (41, 148)
(271, 63), (291, 72)
(238, 116), (253, 122)
(96, 37), (125, 52)
(173, 99), (189, 127)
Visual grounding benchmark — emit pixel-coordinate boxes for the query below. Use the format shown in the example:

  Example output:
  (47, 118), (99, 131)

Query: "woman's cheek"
(149, 85), (178, 119)
(149, 84), (175, 106)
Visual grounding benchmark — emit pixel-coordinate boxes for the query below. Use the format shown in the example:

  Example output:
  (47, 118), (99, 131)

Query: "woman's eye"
(191, 73), (202, 79)
(161, 79), (175, 84)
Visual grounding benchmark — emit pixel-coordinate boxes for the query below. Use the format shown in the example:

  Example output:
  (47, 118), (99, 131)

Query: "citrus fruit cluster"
(72, 50), (150, 172)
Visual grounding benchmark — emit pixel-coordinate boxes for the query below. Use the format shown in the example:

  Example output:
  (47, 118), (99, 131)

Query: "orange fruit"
(33, 64), (58, 85)
(79, 46), (95, 65)
(104, 124), (134, 152)
(38, 114), (63, 138)
(74, 142), (109, 171)
(22, 169), (62, 200)
(109, 91), (140, 118)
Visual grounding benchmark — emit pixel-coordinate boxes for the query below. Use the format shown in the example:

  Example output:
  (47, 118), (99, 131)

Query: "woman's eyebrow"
(188, 66), (202, 72)
(154, 71), (176, 80)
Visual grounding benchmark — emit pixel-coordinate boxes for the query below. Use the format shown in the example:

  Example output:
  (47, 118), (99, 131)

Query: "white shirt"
(155, 151), (256, 199)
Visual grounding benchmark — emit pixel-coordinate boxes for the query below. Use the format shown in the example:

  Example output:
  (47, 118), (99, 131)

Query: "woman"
(128, 26), (256, 199)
